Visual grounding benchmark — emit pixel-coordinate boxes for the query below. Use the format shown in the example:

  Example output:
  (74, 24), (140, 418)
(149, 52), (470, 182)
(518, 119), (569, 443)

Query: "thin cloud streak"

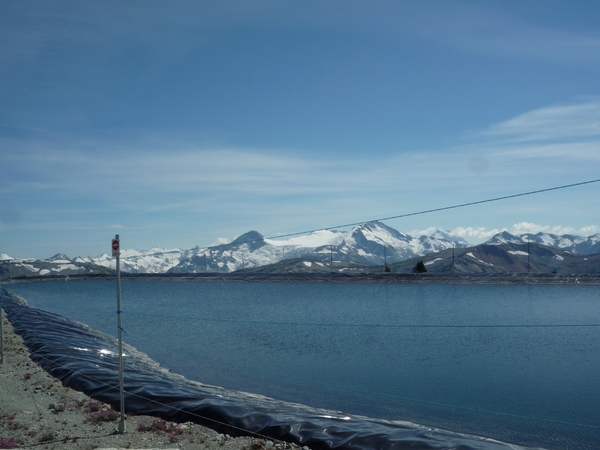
(386, 3), (600, 65)
(493, 142), (600, 161)
(510, 222), (599, 236)
(482, 100), (600, 143)
(3, 105), (598, 229)
(412, 223), (600, 244)
(2, 140), (464, 200)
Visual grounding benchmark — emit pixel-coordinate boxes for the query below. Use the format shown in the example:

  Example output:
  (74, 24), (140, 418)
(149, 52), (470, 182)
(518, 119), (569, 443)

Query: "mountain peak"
(7, 221), (600, 276)
(352, 221), (411, 241)
(429, 230), (469, 247)
(231, 231), (266, 251)
(47, 253), (71, 261)
(486, 231), (521, 245)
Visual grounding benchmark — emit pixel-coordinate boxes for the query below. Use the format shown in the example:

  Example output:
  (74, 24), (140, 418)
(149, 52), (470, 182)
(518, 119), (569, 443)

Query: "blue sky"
(1, 0), (600, 259)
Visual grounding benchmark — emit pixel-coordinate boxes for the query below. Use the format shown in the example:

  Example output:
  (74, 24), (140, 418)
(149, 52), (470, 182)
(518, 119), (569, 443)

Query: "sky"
(1, 0), (600, 259)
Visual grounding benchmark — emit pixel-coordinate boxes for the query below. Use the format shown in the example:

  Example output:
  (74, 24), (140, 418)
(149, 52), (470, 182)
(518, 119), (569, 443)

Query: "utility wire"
(175, 177), (600, 254)
(265, 178), (600, 241)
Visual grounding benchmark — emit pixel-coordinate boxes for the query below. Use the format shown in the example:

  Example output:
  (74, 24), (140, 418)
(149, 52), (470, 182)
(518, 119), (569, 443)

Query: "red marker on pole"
(112, 238), (120, 257)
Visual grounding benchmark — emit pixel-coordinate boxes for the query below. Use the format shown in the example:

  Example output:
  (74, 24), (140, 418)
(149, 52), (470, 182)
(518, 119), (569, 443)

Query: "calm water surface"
(7, 280), (600, 449)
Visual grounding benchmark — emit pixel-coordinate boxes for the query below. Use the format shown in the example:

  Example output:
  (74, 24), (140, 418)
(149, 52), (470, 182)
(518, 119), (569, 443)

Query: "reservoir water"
(5, 280), (600, 449)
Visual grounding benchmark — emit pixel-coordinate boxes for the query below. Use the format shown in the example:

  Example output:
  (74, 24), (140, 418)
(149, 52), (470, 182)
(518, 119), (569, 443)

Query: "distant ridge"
(2, 222), (599, 277)
(390, 242), (600, 275)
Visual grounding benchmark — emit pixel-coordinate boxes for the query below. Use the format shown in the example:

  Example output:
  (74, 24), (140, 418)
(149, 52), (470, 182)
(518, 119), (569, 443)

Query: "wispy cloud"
(493, 142), (600, 161)
(510, 222), (599, 236)
(412, 226), (505, 243)
(1, 134), (466, 202)
(457, 99), (600, 180)
(2, 92), (599, 255)
(482, 100), (600, 143)
(50, 150), (361, 198)
(404, 3), (600, 65)
(3, 102), (598, 232)
(411, 223), (599, 243)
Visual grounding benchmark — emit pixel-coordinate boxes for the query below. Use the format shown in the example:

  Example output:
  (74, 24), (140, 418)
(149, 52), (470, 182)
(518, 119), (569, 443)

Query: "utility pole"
(112, 235), (126, 434)
(330, 246), (333, 273)
(383, 246), (391, 272)
(384, 246), (387, 270)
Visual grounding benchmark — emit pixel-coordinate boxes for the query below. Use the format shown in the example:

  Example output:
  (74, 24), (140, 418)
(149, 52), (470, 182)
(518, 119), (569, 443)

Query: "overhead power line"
(168, 177), (600, 254)
(262, 177), (600, 242)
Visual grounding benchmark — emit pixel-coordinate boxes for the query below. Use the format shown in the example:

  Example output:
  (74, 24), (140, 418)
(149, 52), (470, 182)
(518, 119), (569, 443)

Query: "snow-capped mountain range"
(169, 221), (470, 274)
(1, 221), (599, 277)
(485, 231), (600, 255)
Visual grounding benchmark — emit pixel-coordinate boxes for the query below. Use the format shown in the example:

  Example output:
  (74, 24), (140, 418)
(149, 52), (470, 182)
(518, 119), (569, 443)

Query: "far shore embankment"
(4, 272), (600, 285)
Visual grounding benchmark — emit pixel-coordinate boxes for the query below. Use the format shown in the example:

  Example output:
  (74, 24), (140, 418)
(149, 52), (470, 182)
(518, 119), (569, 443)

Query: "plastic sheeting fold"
(0, 290), (540, 450)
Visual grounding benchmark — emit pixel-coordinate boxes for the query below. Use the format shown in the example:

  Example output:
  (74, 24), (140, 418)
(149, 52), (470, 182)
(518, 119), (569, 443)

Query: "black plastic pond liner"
(0, 290), (539, 450)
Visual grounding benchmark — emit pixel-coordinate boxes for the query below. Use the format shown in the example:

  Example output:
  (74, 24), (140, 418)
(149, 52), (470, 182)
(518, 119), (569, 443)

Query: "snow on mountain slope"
(430, 230), (470, 247)
(46, 253), (72, 262)
(166, 225), (599, 273)
(486, 231), (600, 255)
(264, 229), (345, 248)
(335, 221), (416, 264)
(1, 253), (112, 278)
(485, 231), (522, 245)
(5, 223), (598, 277)
(165, 228), (352, 274)
(81, 247), (184, 273)
(168, 221), (468, 272)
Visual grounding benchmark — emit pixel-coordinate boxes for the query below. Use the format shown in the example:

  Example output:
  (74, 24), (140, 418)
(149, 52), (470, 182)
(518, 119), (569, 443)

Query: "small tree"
(412, 260), (427, 273)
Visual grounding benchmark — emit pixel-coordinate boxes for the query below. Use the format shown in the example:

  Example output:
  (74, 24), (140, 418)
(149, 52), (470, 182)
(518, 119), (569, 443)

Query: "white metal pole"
(452, 243), (455, 273)
(115, 235), (125, 433)
(384, 246), (387, 272)
(330, 246), (333, 273)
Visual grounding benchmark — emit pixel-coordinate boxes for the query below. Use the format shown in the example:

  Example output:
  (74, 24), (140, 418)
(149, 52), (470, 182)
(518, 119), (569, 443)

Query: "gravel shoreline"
(0, 311), (308, 450)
